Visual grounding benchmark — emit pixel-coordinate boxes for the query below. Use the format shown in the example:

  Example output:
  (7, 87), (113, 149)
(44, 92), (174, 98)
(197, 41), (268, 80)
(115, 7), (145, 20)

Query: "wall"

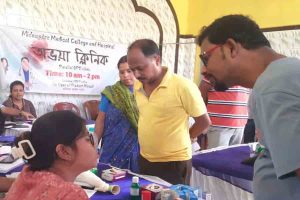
(2, 0), (298, 115)
(170, 0), (300, 84)
(171, 0), (300, 35)
(0, 0), (198, 117)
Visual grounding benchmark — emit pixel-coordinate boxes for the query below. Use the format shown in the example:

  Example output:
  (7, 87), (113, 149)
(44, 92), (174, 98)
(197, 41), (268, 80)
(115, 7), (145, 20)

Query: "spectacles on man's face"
(199, 45), (222, 67)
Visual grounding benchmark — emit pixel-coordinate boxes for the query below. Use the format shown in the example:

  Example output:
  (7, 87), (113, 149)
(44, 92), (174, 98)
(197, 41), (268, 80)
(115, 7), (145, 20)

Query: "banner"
(0, 26), (127, 95)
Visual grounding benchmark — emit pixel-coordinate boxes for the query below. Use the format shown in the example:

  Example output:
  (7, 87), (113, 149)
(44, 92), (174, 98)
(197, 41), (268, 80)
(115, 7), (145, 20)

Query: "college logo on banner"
(0, 26), (127, 95)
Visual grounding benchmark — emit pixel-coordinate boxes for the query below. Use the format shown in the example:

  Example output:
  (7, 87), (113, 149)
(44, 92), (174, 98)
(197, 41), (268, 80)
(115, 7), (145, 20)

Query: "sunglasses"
(199, 45), (222, 67)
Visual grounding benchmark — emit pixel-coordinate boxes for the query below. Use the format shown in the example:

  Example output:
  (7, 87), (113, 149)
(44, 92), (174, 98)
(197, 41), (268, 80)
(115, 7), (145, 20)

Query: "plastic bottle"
(130, 176), (140, 200)
(90, 168), (98, 175)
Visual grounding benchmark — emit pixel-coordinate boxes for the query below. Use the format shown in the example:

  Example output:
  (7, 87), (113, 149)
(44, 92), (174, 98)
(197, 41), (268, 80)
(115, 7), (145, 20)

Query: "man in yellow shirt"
(127, 39), (211, 184)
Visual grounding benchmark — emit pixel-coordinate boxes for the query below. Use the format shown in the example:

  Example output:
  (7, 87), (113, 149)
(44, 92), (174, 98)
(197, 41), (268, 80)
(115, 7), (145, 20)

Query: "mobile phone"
(0, 154), (17, 163)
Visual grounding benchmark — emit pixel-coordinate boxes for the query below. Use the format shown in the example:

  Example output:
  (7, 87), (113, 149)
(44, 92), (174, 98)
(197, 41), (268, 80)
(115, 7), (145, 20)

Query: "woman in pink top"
(5, 110), (98, 200)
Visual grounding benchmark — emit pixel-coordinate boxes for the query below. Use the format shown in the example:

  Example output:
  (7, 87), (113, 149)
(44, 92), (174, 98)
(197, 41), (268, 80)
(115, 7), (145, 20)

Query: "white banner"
(0, 26), (127, 95)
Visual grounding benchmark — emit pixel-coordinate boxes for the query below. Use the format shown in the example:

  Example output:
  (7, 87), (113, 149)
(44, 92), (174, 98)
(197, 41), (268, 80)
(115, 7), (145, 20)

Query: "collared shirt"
(134, 67), (207, 162)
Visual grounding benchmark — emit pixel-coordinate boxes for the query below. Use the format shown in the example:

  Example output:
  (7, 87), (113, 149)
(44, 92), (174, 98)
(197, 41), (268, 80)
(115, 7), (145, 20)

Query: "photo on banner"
(0, 26), (127, 95)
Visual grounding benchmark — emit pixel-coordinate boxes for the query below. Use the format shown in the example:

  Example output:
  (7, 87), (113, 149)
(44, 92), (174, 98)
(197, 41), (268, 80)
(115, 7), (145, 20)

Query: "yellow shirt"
(134, 68), (207, 162)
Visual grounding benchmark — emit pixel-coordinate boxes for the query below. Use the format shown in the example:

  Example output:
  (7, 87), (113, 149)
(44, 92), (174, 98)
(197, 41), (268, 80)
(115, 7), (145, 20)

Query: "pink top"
(5, 165), (89, 200)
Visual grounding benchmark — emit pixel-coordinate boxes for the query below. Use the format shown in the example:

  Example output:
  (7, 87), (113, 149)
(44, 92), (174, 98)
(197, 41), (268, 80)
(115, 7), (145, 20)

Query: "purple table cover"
(0, 135), (15, 143)
(192, 146), (254, 192)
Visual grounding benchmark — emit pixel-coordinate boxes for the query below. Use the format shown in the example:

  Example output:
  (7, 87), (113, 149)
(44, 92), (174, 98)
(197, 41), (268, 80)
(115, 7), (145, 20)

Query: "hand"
(190, 137), (198, 143)
(20, 111), (34, 120)
(255, 128), (262, 142)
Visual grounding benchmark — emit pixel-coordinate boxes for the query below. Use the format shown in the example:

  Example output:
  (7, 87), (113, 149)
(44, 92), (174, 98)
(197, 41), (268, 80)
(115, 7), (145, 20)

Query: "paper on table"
(0, 158), (24, 173)
(84, 189), (96, 198)
(74, 181), (97, 198)
(0, 146), (11, 154)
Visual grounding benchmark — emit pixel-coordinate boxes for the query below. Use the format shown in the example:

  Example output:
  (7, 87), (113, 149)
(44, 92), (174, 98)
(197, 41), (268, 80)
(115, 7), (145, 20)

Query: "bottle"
(90, 168), (98, 175)
(130, 176), (140, 200)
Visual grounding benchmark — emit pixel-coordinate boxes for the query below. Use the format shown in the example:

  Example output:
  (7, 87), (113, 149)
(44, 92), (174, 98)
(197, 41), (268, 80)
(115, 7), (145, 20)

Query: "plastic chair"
(53, 102), (81, 116)
(83, 100), (100, 120)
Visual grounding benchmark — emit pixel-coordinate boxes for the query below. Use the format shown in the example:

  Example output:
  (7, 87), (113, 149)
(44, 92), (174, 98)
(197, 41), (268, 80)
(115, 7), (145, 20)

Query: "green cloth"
(102, 81), (139, 131)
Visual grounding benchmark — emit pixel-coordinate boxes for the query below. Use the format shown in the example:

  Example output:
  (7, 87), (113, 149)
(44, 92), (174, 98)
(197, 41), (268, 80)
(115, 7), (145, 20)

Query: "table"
(0, 136), (15, 145)
(191, 144), (254, 200)
(3, 122), (32, 136)
(1, 157), (168, 200)
(2, 119), (95, 137)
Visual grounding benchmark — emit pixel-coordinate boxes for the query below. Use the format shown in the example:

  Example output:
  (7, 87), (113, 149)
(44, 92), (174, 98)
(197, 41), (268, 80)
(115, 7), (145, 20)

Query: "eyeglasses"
(88, 133), (95, 146)
(199, 45), (222, 67)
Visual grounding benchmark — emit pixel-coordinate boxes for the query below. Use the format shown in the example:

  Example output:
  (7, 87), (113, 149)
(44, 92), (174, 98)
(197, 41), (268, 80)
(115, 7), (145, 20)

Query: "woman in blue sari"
(94, 56), (139, 172)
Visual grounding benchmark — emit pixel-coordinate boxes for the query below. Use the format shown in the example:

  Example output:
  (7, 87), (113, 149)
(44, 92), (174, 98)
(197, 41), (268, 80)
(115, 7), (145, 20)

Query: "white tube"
(76, 170), (120, 195)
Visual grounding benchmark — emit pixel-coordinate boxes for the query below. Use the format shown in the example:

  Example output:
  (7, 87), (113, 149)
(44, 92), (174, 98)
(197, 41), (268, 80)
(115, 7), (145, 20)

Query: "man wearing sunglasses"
(127, 39), (211, 185)
(197, 14), (300, 200)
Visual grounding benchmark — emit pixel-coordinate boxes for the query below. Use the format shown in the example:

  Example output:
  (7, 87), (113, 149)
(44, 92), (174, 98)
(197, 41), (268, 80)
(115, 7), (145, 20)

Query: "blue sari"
(100, 101), (139, 173)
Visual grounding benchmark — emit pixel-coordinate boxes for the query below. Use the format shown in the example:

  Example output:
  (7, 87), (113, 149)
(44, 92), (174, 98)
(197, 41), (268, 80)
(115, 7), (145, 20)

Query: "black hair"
(15, 110), (85, 171)
(9, 80), (25, 93)
(1, 57), (8, 64)
(196, 14), (271, 49)
(117, 55), (127, 69)
(1, 57), (9, 73)
(21, 57), (29, 62)
(128, 39), (160, 56)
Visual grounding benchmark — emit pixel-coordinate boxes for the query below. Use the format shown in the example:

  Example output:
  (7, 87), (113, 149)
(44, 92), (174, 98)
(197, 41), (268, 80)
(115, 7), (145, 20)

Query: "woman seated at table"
(2, 80), (36, 121)
(94, 55), (139, 173)
(5, 110), (98, 200)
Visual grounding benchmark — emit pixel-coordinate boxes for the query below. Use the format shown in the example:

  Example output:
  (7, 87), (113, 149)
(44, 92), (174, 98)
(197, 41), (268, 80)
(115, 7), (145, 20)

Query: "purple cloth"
(91, 163), (154, 200)
(0, 136), (15, 143)
(192, 146), (254, 192)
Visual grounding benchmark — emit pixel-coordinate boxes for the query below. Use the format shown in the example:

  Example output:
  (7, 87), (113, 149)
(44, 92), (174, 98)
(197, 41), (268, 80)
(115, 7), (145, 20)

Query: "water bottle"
(130, 176), (140, 200)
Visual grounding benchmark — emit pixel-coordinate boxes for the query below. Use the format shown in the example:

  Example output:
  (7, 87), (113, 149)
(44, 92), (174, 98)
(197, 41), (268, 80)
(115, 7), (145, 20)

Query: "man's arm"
(0, 177), (14, 192)
(189, 113), (211, 138)
(199, 79), (213, 105)
(0, 106), (34, 120)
